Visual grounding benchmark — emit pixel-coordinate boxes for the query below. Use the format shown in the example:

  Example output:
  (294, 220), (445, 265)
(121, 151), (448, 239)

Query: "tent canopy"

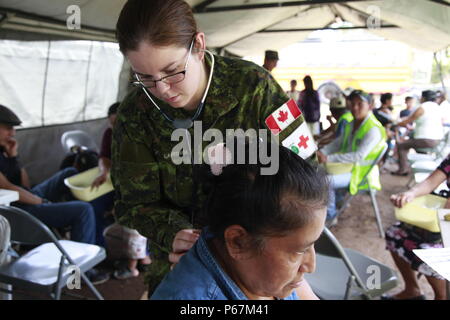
(0, 0), (449, 56)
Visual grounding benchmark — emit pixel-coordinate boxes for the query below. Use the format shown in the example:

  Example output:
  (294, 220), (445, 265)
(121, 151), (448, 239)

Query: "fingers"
(390, 193), (411, 208)
(390, 194), (402, 208)
(169, 252), (184, 265)
(90, 175), (106, 190)
(172, 229), (201, 253)
(175, 229), (201, 243)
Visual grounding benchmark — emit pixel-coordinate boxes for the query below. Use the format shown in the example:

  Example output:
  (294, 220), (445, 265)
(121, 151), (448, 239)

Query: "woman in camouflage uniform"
(113, 0), (311, 294)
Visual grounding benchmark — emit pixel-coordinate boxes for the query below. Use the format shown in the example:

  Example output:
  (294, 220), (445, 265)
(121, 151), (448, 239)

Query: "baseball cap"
(422, 90), (437, 101)
(348, 90), (370, 103)
(0, 104), (22, 126)
(330, 96), (346, 109)
(265, 50), (279, 60)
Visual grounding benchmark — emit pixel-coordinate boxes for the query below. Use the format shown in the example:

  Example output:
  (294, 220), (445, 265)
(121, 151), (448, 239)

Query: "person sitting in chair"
(383, 153), (450, 300)
(392, 90), (444, 176)
(0, 104), (110, 284)
(316, 90), (386, 226)
(151, 141), (328, 300)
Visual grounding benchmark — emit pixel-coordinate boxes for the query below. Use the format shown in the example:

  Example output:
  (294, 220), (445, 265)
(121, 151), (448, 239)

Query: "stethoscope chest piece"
(173, 118), (194, 129)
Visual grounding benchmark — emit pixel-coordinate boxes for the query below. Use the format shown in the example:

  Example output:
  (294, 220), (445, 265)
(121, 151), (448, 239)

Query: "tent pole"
(41, 41), (51, 127)
(82, 41), (94, 122)
(434, 51), (447, 95)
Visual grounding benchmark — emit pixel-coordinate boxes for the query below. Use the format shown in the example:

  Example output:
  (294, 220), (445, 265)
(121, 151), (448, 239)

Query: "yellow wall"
(273, 66), (413, 94)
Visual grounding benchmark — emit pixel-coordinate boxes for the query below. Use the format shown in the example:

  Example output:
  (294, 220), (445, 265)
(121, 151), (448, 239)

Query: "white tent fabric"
(0, 0), (449, 56)
(0, 40), (123, 128)
(225, 5), (336, 56)
(338, 1), (450, 53)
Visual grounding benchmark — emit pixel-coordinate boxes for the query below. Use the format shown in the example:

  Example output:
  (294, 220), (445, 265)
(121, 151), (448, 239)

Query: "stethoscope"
(140, 49), (215, 130)
(138, 49), (215, 226)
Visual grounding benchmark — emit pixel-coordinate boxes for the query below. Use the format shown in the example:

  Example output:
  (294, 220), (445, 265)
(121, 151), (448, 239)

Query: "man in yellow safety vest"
(317, 90), (386, 226)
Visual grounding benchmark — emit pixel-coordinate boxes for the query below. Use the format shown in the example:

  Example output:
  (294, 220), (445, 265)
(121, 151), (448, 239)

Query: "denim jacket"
(150, 228), (298, 300)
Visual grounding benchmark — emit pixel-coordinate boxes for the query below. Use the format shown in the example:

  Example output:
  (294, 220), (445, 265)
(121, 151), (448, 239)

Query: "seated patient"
(0, 104), (105, 246)
(151, 141), (329, 300)
(317, 90), (386, 224)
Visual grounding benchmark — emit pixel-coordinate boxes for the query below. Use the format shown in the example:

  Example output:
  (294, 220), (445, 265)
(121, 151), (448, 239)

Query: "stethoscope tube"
(141, 50), (215, 129)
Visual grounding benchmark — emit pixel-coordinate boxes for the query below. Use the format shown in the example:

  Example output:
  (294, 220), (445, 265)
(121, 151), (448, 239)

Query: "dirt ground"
(330, 160), (435, 299)
(13, 160), (436, 300)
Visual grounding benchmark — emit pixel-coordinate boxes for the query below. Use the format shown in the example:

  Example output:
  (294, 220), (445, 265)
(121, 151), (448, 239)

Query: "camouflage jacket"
(111, 54), (307, 257)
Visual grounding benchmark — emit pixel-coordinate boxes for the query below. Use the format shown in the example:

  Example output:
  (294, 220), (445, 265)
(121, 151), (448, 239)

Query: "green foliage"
(431, 49), (450, 84)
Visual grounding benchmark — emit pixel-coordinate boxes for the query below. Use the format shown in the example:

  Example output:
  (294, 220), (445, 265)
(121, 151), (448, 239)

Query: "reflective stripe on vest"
(340, 113), (386, 195)
(337, 111), (354, 129)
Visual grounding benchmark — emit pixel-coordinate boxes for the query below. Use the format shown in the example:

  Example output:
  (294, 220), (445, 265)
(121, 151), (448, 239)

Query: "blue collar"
(195, 228), (249, 300)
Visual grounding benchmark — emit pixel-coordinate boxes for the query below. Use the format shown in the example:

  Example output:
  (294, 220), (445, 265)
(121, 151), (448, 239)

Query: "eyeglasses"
(131, 38), (195, 90)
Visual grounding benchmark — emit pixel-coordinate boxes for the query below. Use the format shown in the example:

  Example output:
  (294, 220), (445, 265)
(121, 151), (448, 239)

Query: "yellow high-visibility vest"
(340, 113), (386, 195)
(337, 111), (354, 127)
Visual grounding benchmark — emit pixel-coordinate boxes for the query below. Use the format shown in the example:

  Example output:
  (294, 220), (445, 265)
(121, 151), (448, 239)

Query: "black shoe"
(85, 268), (110, 285)
(380, 294), (426, 300)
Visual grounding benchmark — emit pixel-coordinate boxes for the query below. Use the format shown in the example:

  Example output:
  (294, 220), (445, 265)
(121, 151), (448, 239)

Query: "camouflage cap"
(0, 105), (21, 126)
(265, 50), (279, 60)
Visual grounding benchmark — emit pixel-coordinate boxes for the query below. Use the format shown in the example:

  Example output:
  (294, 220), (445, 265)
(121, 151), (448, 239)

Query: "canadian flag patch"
(281, 122), (317, 160)
(265, 99), (302, 136)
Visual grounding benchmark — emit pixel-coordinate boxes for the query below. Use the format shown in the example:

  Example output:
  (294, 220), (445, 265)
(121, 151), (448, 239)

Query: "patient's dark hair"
(202, 139), (329, 251)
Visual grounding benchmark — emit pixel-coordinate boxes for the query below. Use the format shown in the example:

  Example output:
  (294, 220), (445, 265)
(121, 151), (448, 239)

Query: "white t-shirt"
(286, 90), (300, 102)
(440, 100), (450, 125)
(414, 101), (444, 140)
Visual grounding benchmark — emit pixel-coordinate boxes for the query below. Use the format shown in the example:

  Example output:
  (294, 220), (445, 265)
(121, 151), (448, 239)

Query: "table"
(0, 189), (19, 300)
(438, 209), (450, 300)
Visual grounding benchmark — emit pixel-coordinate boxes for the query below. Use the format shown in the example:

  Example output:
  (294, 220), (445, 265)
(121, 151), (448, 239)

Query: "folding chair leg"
(344, 275), (356, 300)
(79, 271), (104, 300)
(53, 256), (66, 300)
(369, 188), (384, 238)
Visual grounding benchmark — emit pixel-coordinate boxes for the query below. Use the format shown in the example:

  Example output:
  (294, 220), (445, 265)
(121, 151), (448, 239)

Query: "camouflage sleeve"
(252, 71), (318, 163)
(111, 101), (192, 253)
(253, 72), (306, 141)
(257, 72), (291, 125)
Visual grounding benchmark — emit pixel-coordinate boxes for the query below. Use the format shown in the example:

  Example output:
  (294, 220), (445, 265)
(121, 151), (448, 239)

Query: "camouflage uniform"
(111, 54), (307, 292)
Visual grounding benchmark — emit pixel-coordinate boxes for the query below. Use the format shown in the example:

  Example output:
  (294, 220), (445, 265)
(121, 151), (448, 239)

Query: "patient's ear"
(223, 225), (253, 260)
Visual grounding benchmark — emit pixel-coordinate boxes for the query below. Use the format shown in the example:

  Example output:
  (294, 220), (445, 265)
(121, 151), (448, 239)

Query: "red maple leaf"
(277, 110), (289, 122)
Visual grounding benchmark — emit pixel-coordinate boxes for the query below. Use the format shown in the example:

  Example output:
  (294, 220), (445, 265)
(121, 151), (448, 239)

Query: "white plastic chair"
(0, 206), (105, 300)
(61, 130), (98, 154)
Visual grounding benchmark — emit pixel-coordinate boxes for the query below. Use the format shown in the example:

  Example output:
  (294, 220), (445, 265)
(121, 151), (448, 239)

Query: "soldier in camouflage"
(113, 0), (308, 294)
